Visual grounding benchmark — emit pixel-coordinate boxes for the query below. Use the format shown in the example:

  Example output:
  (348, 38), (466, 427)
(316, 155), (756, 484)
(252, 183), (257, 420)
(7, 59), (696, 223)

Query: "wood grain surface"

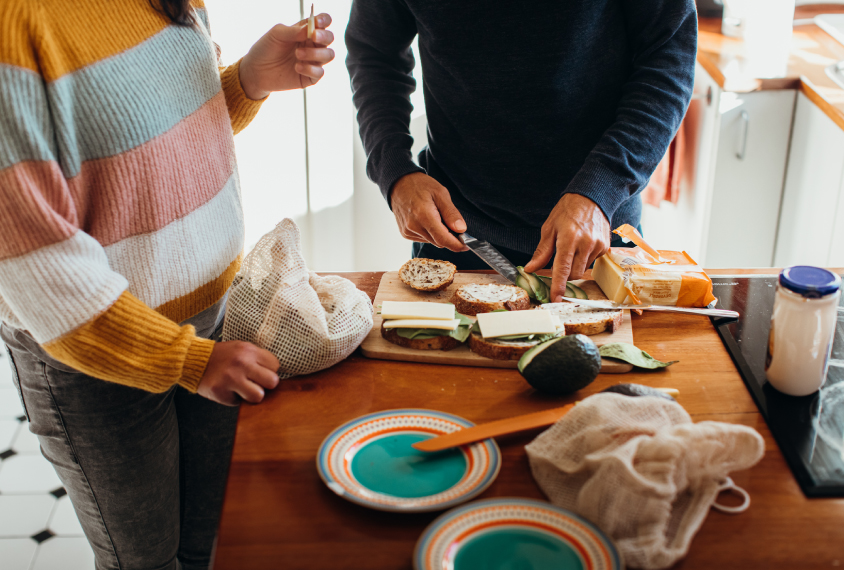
(361, 271), (633, 373)
(213, 270), (844, 570)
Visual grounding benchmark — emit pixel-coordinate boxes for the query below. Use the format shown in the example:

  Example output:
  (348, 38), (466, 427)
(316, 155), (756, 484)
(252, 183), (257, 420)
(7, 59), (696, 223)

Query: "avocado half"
(517, 335), (602, 395)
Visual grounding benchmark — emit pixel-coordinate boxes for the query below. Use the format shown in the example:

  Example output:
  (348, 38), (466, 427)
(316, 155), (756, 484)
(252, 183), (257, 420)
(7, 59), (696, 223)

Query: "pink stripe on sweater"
(0, 161), (79, 261)
(69, 91), (236, 246)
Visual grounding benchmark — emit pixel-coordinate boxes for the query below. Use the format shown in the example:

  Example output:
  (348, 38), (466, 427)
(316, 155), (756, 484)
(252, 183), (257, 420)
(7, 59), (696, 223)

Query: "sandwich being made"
(468, 309), (563, 360)
(379, 301), (472, 351)
(451, 284), (531, 316)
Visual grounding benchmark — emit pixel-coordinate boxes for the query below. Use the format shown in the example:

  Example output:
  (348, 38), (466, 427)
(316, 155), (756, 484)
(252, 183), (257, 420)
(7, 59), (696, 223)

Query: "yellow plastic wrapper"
(592, 224), (717, 308)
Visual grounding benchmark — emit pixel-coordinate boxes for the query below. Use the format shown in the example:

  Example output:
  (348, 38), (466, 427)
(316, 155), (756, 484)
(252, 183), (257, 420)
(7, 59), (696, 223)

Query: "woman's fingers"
(312, 29), (334, 47)
(295, 63), (325, 82)
(295, 47), (335, 64)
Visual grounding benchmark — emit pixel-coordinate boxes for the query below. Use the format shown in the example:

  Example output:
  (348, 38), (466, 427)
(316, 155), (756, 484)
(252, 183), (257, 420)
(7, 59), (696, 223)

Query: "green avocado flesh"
(517, 335), (602, 395)
(536, 275), (588, 300)
(395, 312), (473, 343)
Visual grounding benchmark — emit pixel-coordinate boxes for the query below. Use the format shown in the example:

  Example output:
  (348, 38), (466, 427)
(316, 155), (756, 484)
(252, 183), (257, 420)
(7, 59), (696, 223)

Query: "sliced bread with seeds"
(398, 258), (457, 292)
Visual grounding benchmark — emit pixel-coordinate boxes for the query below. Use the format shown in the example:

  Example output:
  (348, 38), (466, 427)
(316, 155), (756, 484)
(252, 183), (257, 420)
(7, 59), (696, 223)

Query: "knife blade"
(558, 297), (739, 319)
(458, 233), (519, 283)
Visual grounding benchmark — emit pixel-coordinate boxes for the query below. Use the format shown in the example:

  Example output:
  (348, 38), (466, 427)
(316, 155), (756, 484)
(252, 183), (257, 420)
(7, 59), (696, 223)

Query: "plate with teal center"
(316, 409), (501, 512)
(414, 498), (622, 570)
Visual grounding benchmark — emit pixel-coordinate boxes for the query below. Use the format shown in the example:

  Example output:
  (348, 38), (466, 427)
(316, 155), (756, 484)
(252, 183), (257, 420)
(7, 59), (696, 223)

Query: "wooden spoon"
(412, 384), (678, 452)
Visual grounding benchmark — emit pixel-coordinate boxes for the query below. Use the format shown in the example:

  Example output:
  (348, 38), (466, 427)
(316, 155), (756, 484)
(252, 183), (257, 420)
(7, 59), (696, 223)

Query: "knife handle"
(411, 403), (576, 452)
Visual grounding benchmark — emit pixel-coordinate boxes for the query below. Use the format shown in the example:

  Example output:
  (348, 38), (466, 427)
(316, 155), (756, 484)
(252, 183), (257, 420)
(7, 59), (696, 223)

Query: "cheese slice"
(476, 311), (557, 339)
(380, 301), (455, 321)
(383, 319), (461, 330)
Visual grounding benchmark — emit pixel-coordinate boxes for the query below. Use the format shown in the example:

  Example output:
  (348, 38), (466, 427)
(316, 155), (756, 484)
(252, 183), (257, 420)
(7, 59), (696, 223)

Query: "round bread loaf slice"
(380, 322), (462, 351)
(451, 284), (531, 316)
(399, 258), (457, 292)
(467, 332), (542, 360)
(541, 303), (623, 335)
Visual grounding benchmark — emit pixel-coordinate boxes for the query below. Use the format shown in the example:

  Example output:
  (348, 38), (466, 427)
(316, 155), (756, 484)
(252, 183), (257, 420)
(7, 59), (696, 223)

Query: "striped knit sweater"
(0, 0), (264, 392)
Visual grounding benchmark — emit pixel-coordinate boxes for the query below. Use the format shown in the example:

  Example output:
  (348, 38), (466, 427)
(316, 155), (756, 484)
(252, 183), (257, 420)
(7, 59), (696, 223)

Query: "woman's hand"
(197, 341), (280, 406)
(239, 13), (335, 100)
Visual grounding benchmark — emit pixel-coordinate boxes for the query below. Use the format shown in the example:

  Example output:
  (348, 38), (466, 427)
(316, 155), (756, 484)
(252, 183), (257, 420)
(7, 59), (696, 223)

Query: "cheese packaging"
(593, 224), (717, 308)
(380, 301), (455, 321)
(476, 310), (558, 339)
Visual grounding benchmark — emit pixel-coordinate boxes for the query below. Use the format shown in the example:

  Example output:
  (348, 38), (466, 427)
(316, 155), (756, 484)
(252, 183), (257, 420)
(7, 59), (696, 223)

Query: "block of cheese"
(380, 301), (455, 321)
(382, 318), (461, 330)
(476, 310), (557, 339)
(592, 255), (631, 304)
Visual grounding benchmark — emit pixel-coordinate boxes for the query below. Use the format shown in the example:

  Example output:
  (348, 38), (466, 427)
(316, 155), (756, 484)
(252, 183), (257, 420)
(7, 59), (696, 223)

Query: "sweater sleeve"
(0, 6), (214, 393)
(220, 58), (267, 135)
(345, 0), (425, 205)
(561, 0), (697, 221)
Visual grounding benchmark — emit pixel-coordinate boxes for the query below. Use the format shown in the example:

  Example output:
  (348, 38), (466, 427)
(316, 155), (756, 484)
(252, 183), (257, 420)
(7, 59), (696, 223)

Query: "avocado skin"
(520, 335), (601, 395)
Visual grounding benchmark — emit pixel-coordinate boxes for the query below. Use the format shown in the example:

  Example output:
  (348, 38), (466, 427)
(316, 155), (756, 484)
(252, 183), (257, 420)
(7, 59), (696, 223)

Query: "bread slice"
(380, 322), (462, 351)
(451, 284), (531, 316)
(399, 258), (457, 292)
(468, 332), (542, 360)
(540, 303), (623, 335)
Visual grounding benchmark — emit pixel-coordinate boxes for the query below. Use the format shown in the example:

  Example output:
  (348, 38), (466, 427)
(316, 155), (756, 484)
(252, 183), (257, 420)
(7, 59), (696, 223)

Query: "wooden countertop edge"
(697, 12), (844, 132)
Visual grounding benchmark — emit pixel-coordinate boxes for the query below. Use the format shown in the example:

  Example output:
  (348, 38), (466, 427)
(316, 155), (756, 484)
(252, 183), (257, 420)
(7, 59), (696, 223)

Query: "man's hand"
(524, 194), (611, 302)
(390, 172), (469, 252)
(239, 14), (335, 100)
(197, 341), (280, 406)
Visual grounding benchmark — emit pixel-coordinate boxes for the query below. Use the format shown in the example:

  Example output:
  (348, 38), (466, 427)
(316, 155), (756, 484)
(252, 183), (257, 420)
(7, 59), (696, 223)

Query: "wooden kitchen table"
(213, 270), (844, 570)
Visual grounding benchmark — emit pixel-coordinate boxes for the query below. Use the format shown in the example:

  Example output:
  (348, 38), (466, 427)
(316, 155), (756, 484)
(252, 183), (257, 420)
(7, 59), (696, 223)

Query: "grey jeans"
(1, 298), (238, 570)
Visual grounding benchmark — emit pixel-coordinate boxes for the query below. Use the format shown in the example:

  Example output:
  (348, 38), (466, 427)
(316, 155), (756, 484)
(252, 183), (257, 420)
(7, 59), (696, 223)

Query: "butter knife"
(458, 233), (519, 283)
(559, 297), (739, 319)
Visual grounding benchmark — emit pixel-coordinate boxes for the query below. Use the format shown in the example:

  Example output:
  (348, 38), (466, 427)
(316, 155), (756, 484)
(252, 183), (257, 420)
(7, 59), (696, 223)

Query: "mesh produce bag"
(526, 393), (765, 570)
(223, 219), (373, 378)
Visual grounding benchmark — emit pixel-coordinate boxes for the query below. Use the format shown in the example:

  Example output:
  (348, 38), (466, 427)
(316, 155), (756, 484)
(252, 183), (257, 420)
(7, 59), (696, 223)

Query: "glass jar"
(766, 266), (841, 396)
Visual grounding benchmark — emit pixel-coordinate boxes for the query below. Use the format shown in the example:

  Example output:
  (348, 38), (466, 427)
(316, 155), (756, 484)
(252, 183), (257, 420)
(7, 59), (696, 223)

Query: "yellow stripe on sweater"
(44, 291), (215, 393)
(157, 254), (242, 324)
(2, 0), (169, 79)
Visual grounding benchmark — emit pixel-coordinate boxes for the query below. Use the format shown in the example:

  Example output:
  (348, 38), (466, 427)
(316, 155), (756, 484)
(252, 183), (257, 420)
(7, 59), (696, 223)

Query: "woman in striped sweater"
(0, 0), (335, 567)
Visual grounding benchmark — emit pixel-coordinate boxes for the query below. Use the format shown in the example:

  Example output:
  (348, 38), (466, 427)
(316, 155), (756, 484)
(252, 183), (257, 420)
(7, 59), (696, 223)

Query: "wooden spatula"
(412, 385), (679, 452)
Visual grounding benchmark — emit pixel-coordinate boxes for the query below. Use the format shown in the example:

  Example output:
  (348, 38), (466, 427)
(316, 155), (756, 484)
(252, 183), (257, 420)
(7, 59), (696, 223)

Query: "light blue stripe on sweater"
(47, 23), (223, 178)
(0, 65), (57, 172)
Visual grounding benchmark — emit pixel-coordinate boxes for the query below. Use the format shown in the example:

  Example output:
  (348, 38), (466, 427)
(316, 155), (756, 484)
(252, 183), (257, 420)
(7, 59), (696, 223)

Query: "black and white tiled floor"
(0, 351), (95, 569)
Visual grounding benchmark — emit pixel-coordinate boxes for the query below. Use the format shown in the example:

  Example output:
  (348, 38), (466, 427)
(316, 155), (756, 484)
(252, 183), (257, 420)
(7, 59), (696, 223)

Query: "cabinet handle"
(736, 110), (749, 160)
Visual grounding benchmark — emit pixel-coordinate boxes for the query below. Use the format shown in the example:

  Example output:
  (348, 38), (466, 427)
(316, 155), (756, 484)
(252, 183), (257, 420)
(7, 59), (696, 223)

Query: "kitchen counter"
(698, 8), (844, 130)
(213, 269), (844, 570)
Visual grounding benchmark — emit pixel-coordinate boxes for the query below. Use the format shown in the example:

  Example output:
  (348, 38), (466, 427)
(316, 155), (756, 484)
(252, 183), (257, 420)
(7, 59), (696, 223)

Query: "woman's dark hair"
(150, 0), (195, 26)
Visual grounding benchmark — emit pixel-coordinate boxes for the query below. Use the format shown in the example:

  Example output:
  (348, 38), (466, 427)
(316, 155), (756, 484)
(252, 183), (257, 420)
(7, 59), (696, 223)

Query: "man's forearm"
(563, 0), (697, 222)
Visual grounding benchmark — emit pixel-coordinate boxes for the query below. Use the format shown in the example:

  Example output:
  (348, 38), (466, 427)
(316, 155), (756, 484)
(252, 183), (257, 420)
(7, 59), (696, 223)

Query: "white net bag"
(223, 219), (373, 378)
(525, 393), (765, 570)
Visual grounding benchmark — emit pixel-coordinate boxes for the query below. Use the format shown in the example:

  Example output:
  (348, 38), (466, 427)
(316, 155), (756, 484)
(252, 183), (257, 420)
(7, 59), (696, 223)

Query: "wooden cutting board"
(360, 272), (634, 373)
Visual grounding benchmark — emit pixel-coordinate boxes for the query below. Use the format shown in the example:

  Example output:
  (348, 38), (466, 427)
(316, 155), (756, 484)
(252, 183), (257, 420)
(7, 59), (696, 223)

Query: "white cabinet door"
(704, 90), (796, 267)
(775, 92), (844, 267)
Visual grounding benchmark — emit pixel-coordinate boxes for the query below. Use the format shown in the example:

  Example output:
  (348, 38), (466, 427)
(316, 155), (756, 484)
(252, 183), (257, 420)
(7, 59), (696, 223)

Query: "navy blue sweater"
(346, 0), (697, 253)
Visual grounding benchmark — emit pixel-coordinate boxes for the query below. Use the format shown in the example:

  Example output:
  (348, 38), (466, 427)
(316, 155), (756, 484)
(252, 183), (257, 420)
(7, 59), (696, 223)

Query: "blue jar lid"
(779, 266), (841, 298)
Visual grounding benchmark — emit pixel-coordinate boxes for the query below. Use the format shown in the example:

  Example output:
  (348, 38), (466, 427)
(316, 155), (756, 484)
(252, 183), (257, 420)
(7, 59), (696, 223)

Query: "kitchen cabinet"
(703, 88), (796, 267)
(774, 92), (844, 267)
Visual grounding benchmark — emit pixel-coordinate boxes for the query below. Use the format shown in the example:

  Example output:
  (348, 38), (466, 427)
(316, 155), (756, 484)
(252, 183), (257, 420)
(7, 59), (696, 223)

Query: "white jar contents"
(766, 266), (841, 396)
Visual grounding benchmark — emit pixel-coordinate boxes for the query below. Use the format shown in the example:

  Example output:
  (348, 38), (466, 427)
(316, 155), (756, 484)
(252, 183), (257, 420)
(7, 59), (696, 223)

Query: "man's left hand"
(523, 194), (611, 302)
(239, 14), (335, 100)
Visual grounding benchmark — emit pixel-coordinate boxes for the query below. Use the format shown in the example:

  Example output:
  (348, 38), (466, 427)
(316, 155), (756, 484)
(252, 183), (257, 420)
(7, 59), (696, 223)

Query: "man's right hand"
(197, 341), (280, 406)
(390, 172), (469, 252)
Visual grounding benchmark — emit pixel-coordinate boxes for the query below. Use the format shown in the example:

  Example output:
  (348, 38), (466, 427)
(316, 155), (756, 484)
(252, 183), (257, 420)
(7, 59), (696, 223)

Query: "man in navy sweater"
(346, 1), (697, 302)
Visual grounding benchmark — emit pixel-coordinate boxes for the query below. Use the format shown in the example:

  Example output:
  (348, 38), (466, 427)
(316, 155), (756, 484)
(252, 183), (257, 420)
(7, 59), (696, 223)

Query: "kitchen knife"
(559, 297), (739, 319)
(458, 233), (519, 283)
